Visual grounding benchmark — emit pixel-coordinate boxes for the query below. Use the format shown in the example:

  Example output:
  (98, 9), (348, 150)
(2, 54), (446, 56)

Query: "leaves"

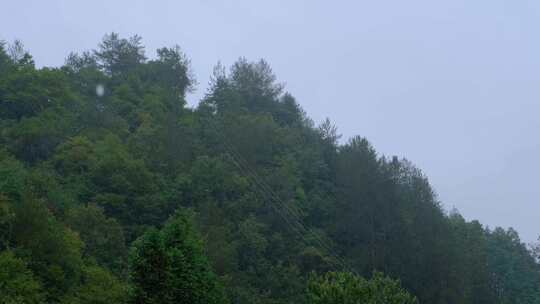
(0, 251), (44, 304)
(307, 271), (417, 304)
(129, 210), (228, 304)
(0, 33), (538, 304)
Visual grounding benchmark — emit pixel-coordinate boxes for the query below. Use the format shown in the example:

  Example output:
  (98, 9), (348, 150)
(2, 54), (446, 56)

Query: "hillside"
(0, 34), (539, 303)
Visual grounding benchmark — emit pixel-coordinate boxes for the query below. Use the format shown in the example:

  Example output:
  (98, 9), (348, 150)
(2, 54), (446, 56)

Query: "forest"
(0, 33), (539, 303)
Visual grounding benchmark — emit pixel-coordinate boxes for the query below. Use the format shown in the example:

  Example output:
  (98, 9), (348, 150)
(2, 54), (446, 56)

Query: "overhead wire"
(207, 116), (358, 274)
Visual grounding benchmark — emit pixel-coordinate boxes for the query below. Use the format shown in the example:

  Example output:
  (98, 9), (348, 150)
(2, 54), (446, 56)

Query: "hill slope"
(0, 34), (539, 303)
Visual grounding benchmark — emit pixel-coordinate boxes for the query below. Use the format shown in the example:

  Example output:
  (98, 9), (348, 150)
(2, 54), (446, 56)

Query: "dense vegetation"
(0, 33), (539, 303)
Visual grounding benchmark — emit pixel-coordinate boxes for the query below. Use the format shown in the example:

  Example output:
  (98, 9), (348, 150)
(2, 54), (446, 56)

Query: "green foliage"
(61, 265), (128, 304)
(486, 228), (540, 303)
(0, 195), (14, 250)
(0, 251), (44, 304)
(307, 271), (417, 304)
(0, 41), (12, 74)
(532, 237), (540, 263)
(66, 204), (126, 273)
(10, 196), (85, 302)
(0, 33), (538, 304)
(129, 210), (228, 304)
(0, 150), (26, 199)
(0, 67), (73, 120)
(94, 32), (146, 76)
(147, 45), (195, 100)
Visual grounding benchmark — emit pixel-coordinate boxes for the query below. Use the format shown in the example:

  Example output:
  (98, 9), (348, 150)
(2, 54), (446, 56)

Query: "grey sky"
(2, 0), (539, 243)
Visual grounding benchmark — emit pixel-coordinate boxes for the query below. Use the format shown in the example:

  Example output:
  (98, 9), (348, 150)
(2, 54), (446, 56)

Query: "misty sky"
(2, 0), (539, 243)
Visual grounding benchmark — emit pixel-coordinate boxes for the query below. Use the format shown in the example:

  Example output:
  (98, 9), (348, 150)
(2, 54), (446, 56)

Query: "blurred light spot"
(96, 84), (105, 97)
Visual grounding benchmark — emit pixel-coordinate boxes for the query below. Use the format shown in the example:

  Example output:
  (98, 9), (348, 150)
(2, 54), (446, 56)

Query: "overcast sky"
(2, 0), (539, 243)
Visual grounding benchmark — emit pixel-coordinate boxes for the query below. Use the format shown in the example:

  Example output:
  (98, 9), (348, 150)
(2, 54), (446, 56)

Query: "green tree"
(0, 195), (15, 250)
(2, 33), (539, 304)
(486, 228), (540, 304)
(61, 265), (128, 304)
(0, 41), (16, 76)
(10, 196), (85, 302)
(145, 45), (195, 102)
(447, 212), (494, 304)
(0, 150), (26, 200)
(65, 204), (126, 273)
(94, 32), (146, 76)
(307, 271), (417, 304)
(0, 251), (44, 304)
(129, 210), (228, 304)
(532, 236), (540, 263)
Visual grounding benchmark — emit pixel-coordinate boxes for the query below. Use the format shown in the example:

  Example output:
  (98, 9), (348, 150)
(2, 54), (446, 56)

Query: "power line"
(207, 116), (358, 274)
(221, 140), (351, 270)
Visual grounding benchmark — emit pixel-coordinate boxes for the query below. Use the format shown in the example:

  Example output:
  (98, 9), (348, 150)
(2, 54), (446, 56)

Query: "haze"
(2, 0), (538, 242)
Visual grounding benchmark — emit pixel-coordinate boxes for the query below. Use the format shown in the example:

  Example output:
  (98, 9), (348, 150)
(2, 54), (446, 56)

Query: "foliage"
(0, 34), (538, 304)
(0, 251), (44, 304)
(65, 204), (126, 273)
(128, 210), (228, 304)
(307, 271), (417, 304)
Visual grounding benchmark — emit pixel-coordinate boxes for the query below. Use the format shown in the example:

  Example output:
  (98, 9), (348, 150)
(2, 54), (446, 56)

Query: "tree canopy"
(0, 34), (538, 304)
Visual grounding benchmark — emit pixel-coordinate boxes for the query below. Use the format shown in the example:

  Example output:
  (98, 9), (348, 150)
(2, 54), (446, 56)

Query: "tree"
(0, 195), (15, 250)
(146, 45), (195, 100)
(10, 196), (85, 302)
(0, 251), (44, 304)
(202, 58), (286, 118)
(486, 228), (540, 304)
(0, 150), (26, 200)
(0, 40), (14, 74)
(2, 33), (539, 304)
(7, 40), (34, 67)
(307, 271), (417, 304)
(65, 204), (126, 273)
(94, 33), (146, 76)
(64, 51), (99, 73)
(318, 118), (341, 147)
(532, 236), (540, 263)
(129, 210), (228, 304)
(60, 265), (128, 304)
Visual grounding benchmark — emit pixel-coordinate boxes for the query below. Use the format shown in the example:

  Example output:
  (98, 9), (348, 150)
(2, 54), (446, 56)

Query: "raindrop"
(96, 84), (105, 97)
